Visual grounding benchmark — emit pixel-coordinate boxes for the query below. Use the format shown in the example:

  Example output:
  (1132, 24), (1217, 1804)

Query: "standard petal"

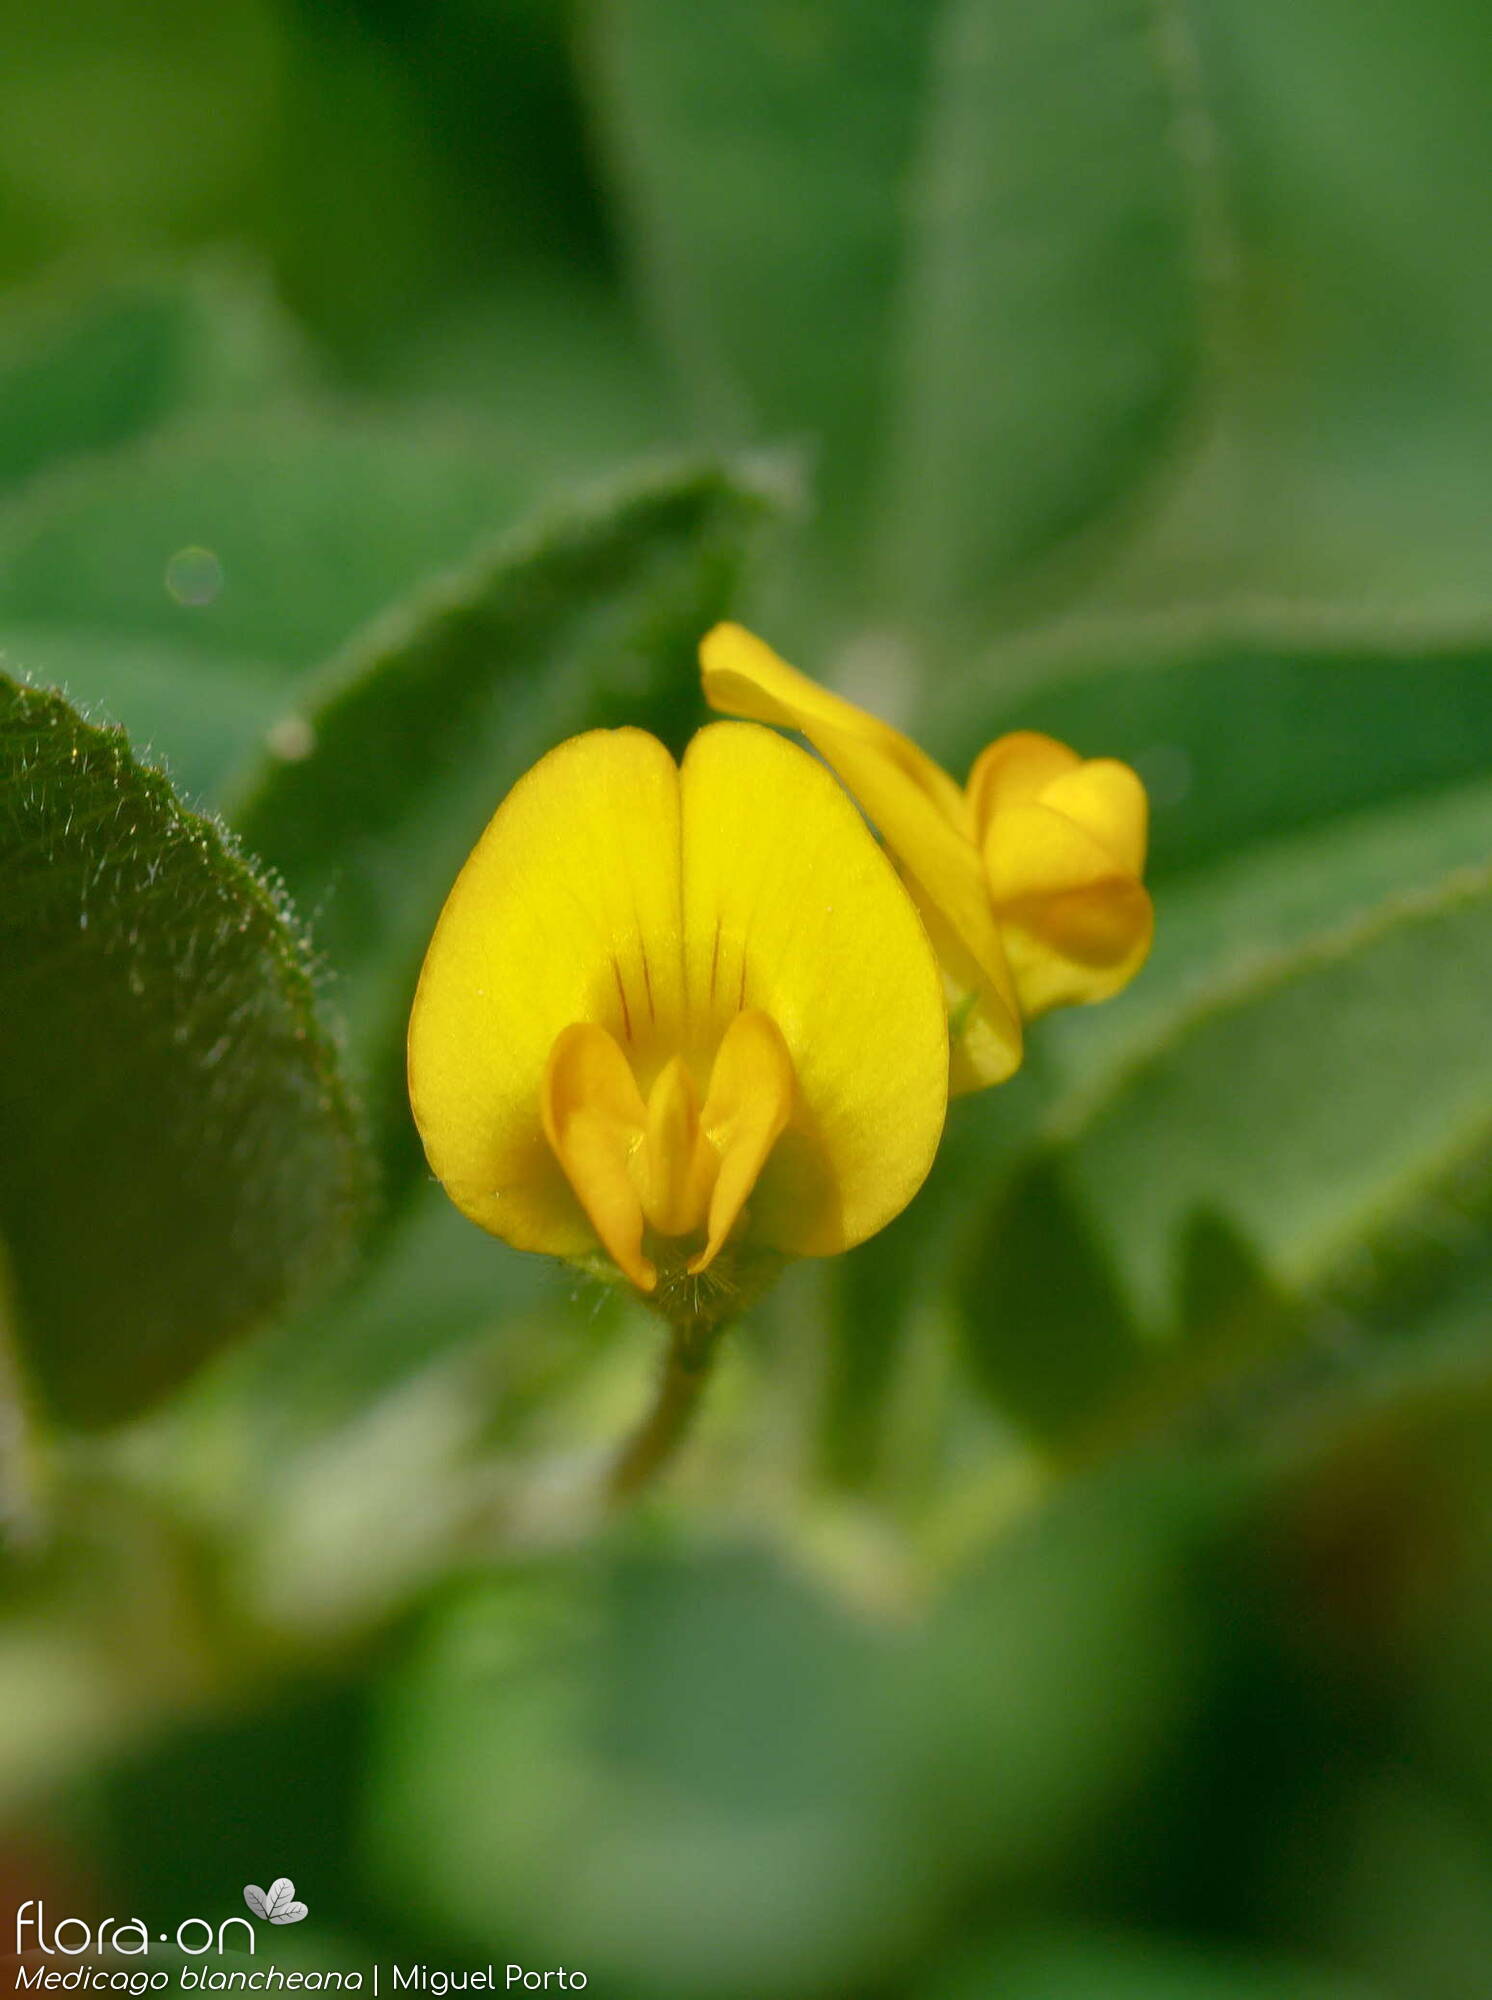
(700, 622), (966, 822)
(701, 625), (1022, 1086)
(407, 728), (683, 1256)
(679, 722), (948, 1255)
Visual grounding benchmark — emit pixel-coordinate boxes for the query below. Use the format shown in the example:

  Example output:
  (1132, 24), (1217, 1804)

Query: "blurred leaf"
(957, 1159), (1159, 1441)
(232, 1179), (571, 1442)
(819, 1057), (1057, 1493)
(277, 0), (611, 367)
(1078, 0), (1492, 620)
(878, 0), (1212, 625)
(0, 0), (285, 251)
(0, 261), (308, 497)
(255, 19), (466, 365)
(369, 1487), (1206, 1998)
(0, 411), (538, 675)
(0, 1469), (236, 1806)
(0, 676), (366, 1427)
(1083, 324), (1492, 621)
(958, 853), (1492, 1442)
(590, 0), (1211, 619)
(92, 1676), (372, 1931)
(590, 3), (927, 531)
(373, 268), (678, 472)
(1272, 1772), (1492, 2000)
(924, 1930), (1383, 2000)
(227, 456), (777, 1207)
(907, 1458), (1212, 1865)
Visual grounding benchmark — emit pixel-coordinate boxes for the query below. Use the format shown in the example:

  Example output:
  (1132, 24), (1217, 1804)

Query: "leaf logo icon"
(243, 1880), (309, 1925)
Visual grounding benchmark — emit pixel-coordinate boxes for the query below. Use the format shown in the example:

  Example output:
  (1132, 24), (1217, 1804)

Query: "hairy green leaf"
(0, 626), (289, 807)
(0, 676), (367, 1427)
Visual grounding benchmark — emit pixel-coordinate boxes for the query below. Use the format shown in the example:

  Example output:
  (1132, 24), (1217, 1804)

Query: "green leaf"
(590, 0), (1210, 615)
(1045, 760), (1492, 1104)
(819, 1058), (1056, 1494)
(0, 261), (308, 498)
(0, 676), (367, 1428)
(227, 456), (777, 1207)
(0, 411), (539, 675)
(958, 853), (1492, 1443)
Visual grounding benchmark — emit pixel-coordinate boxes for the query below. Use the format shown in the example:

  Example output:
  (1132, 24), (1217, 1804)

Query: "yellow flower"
(700, 624), (1154, 1094)
(407, 722), (948, 1315)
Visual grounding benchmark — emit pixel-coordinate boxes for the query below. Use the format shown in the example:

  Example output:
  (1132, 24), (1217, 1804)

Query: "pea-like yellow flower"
(407, 722), (948, 1318)
(700, 624), (1153, 1094)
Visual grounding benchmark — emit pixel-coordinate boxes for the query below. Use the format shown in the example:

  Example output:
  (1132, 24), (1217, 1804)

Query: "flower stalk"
(608, 1313), (726, 1504)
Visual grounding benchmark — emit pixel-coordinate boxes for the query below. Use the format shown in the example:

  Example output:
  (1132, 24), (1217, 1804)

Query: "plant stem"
(608, 1318), (723, 1505)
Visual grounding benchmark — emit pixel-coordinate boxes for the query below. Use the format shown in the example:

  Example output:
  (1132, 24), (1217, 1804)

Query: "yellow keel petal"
(691, 1010), (794, 1273)
(540, 1022), (653, 1290)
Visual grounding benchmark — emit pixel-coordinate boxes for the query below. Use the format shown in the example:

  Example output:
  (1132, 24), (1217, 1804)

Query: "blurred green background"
(6, 1), (1492, 1996)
